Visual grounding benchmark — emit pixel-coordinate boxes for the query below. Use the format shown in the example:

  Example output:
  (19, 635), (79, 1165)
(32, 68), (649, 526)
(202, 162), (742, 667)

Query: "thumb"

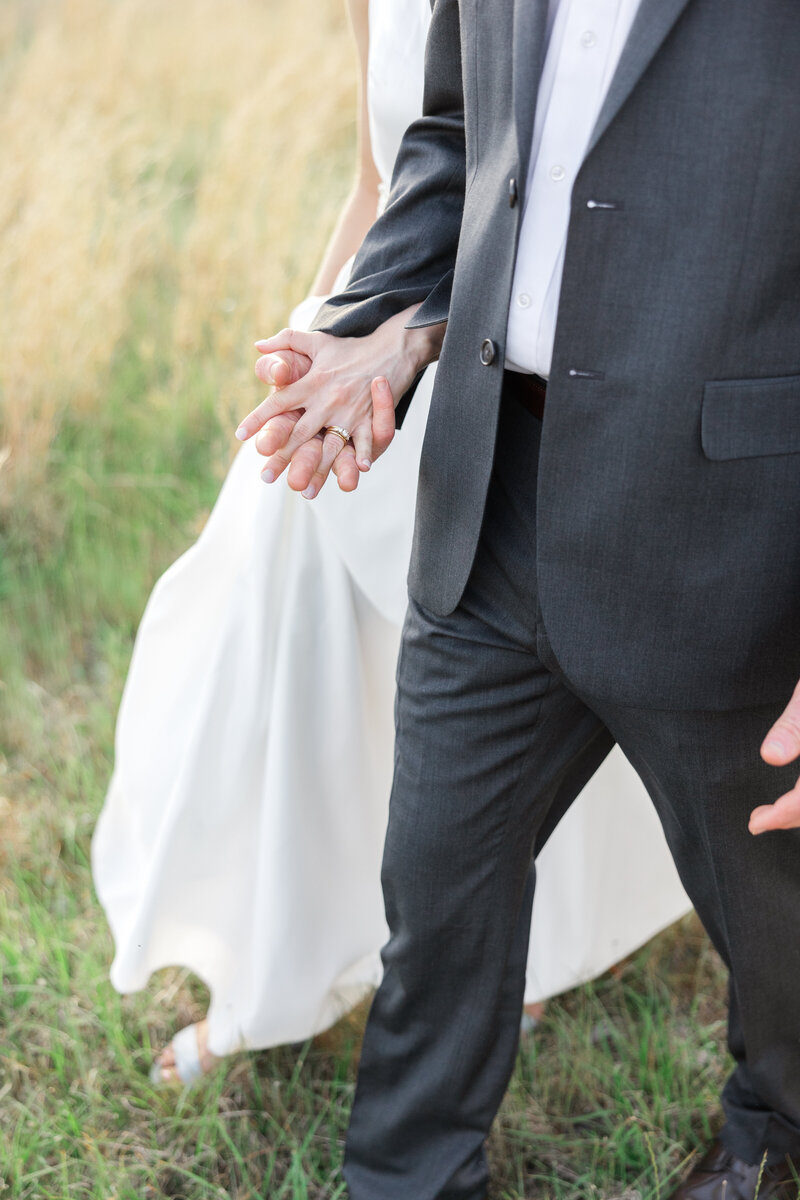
(761, 679), (800, 766)
(750, 788), (800, 835)
(370, 376), (397, 459)
(255, 350), (312, 387)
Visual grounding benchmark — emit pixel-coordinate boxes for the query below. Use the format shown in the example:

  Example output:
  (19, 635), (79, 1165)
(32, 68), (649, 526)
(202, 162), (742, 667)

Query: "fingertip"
(235, 426), (249, 441)
(761, 739), (790, 765)
(269, 358), (288, 385)
(338, 470), (359, 492)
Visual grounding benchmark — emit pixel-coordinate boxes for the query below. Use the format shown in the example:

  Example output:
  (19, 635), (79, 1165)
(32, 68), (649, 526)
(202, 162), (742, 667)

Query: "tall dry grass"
(0, 0), (355, 513)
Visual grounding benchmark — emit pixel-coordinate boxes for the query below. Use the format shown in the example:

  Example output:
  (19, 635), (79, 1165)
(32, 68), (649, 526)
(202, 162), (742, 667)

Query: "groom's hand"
(750, 680), (800, 833)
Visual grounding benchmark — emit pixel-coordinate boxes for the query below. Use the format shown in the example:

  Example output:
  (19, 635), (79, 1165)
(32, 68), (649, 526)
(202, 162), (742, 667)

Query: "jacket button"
(508, 178), (518, 208)
(480, 338), (497, 366)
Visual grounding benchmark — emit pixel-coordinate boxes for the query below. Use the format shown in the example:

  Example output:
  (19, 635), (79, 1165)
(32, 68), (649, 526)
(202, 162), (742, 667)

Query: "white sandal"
(150, 1022), (215, 1086)
(519, 1010), (540, 1037)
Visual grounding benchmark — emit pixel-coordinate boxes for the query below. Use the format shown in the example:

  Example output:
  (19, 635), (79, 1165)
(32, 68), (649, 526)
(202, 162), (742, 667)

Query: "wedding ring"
(325, 425), (351, 447)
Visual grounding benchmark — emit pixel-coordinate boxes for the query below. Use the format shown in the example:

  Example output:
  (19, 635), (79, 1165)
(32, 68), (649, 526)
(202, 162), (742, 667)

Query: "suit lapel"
(512, 0), (549, 175)
(586, 0), (695, 156)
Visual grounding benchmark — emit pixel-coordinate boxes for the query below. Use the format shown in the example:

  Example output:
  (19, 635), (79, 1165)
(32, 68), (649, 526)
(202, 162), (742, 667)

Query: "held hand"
(750, 679), (800, 833)
(240, 321), (407, 491)
(249, 324), (399, 496)
(267, 375), (395, 497)
(241, 335), (369, 492)
(236, 307), (444, 497)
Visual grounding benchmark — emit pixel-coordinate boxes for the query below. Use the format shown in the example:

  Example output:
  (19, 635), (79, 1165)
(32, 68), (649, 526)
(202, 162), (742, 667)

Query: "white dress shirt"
(505, 0), (644, 377)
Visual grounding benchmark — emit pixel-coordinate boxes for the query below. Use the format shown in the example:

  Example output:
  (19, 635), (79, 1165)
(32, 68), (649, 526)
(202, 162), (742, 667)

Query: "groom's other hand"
(750, 680), (800, 833)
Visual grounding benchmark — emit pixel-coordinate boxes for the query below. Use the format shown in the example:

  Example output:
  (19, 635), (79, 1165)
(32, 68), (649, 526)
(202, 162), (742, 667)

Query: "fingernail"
(235, 426), (248, 441)
(254, 339), (269, 349)
(764, 738), (788, 756)
(360, 459), (372, 470)
(302, 485), (316, 500)
(261, 468), (276, 483)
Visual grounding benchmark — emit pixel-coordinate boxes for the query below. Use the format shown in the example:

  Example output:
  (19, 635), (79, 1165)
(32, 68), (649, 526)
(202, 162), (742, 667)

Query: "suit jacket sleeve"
(310, 0), (465, 385)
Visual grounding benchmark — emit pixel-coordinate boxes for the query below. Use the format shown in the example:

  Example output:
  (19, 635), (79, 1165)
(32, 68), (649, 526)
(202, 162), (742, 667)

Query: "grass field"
(0, 1), (735, 1196)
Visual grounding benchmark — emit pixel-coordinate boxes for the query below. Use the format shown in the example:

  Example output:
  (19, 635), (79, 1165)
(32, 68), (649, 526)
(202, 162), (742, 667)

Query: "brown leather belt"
(503, 369), (547, 420)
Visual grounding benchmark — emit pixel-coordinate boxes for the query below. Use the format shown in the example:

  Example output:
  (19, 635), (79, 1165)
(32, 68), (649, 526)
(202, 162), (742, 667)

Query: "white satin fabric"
(92, 0), (690, 1057)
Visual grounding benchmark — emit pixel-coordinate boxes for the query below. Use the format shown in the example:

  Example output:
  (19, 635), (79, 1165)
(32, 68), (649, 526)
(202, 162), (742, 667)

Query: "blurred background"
(0, 2), (729, 1197)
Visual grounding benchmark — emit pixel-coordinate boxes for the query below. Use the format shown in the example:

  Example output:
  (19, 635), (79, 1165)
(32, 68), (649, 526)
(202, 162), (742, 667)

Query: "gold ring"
(325, 425), (351, 447)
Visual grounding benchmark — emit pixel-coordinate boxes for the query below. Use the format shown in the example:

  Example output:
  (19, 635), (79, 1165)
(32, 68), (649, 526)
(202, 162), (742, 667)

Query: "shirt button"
(517, 293), (531, 309)
(580, 30), (598, 48)
(480, 339), (497, 366)
(549, 164), (566, 182)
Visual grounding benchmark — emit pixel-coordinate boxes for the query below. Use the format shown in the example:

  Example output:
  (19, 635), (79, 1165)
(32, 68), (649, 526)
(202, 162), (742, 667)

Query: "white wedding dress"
(92, 0), (690, 1058)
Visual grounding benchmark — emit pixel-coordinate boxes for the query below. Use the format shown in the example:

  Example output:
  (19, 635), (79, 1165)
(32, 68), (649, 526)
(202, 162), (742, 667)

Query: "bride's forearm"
(309, 175), (381, 297)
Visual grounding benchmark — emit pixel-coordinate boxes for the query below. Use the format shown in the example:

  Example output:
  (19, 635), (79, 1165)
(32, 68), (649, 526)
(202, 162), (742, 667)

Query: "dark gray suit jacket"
(313, 0), (800, 711)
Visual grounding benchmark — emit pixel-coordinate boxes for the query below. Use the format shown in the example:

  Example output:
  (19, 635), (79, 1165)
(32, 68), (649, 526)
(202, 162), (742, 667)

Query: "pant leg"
(343, 398), (612, 1200)
(594, 700), (800, 1166)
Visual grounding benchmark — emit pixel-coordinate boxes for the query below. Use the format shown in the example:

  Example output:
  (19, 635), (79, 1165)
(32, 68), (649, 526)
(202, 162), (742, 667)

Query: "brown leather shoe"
(668, 1140), (800, 1200)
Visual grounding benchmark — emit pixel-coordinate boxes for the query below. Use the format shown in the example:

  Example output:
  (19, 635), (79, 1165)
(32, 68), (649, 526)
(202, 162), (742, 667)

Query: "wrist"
(400, 310), (447, 374)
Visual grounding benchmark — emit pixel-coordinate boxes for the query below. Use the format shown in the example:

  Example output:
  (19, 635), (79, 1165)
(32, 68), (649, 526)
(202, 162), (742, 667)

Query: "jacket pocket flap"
(701, 374), (800, 460)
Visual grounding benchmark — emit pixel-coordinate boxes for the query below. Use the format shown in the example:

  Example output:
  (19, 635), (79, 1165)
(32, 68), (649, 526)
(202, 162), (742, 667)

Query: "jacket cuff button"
(508, 178), (518, 208)
(480, 339), (497, 366)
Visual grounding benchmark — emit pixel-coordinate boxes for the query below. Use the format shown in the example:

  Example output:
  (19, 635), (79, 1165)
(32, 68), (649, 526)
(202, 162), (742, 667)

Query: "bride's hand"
(236, 305), (444, 498)
(246, 344), (313, 479)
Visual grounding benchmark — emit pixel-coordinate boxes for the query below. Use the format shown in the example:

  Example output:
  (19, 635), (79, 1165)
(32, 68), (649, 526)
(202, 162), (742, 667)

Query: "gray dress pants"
(342, 391), (800, 1200)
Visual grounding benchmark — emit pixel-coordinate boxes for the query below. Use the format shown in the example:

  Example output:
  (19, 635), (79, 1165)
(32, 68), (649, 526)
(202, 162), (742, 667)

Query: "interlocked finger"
(333, 444), (360, 492)
(285, 434), (325, 493)
(371, 377), (397, 460)
(237, 387), (307, 443)
(302, 430), (354, 499)
(260, 413), (320, 483)
(254, 350), (311, 389)
(348, 421), (373, 472)
(255, 411), (302, 459)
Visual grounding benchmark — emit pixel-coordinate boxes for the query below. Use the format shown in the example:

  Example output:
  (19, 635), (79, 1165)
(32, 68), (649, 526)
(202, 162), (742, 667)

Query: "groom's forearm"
(312, 0), (465, 343)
